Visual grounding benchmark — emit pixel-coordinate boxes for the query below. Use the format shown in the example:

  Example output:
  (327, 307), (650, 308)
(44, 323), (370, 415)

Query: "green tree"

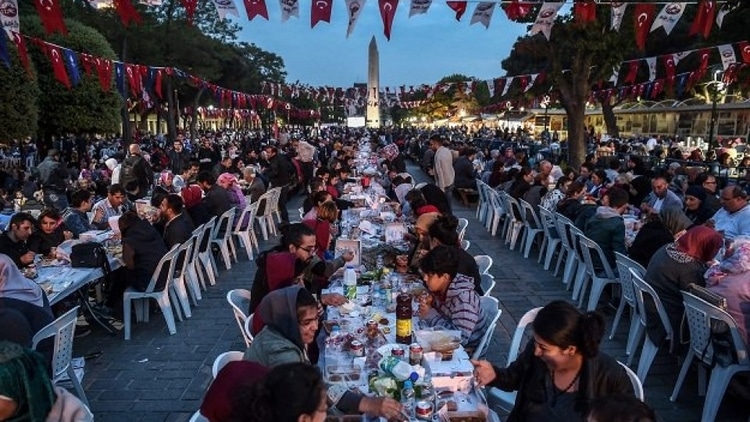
(0, 41), (40, 143)
(22, 16), (121, 139)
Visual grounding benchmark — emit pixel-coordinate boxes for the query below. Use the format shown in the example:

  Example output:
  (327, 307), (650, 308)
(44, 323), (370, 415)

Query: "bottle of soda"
(396, 292), (413, 344)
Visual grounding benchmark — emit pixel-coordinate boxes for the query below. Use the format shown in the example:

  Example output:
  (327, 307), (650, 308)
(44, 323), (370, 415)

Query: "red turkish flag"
(180, 0), (198, 24)
(378, 0), (399, 40)
(95, 58), (113, 92)
(10, 32), (32, 76)
(34, 0), (67, 35)
(154, 69), (163, 99)
(310, 0), (333, 27)
(243, 0), (269, 20)
(689, 0), (715, 39)
(126, 64), (142, 97)
(738, 41), (750, 64)
(574, 0), (596, 24)
(503, 0), (531, 20)
(633, 3), (655, 51)
(113, 0), (143, 27)
(446, 1), (467, 21)
(663, 54), (676, 87)
(80, 53), (94, 76)
(624, 61), (639, 85)
(46, 45), (71, 89)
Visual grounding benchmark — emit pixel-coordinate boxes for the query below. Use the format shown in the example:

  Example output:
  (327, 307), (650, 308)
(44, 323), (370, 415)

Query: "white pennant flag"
(486, 79), (495, 98)
(0, 0), (20, 38)
(409, 0), (432, 17)
(529, 2), (564, 40)
(609, 64), (621, 84)
(139, 0), (163, 4)
(646, 57), (657, 82)
(501, 77), (514, 97)
(345, 0), (366, 37)
(650, 2), (686, 35)
(718, 44), (737, 70)
(470, 2), (496, 29)
(211, 0), (239, 18)
(524, 74), (538, 93)
(673, 50), (692, 65)
(610, 2), (627, 32)
(279, 0), (300, 22)
(716, 3), (737, 28)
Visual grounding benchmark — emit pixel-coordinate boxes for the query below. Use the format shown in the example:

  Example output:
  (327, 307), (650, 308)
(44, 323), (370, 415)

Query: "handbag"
(70, 242), (108, 268)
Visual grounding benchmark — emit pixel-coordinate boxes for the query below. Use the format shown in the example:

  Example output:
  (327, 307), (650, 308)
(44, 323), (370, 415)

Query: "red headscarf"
(675, 226), (724, 263)
(181, 185), (203, 209)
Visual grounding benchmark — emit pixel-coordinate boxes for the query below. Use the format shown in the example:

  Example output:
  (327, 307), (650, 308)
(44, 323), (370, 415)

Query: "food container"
(325, 364), (361, 383)
(415, 400), (433, 420)
(349, 340), (364, 357)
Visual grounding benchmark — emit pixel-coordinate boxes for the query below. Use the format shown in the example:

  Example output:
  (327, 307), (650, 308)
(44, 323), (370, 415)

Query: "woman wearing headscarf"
(628, 207), (692, 268)
(0, 341), (92, 422)
(0, 254), (53, 351)
(683, 185), (713, 226)
(644, 226), (724, 352)
(217, 173), (247, 227)
(706, 236), (750, 345)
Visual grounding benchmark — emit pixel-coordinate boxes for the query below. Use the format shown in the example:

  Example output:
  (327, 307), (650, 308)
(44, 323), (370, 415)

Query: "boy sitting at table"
(418, 245), (489, 351)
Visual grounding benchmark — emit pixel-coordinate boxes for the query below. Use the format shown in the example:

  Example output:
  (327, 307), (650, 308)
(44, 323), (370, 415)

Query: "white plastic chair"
(567, 224), (588, 294)
(188, 411), (209, 422)
(476, 181), (489, 224)
(32, 306), (88, 406)
(504, 196), (525, 250)
(123, 244), (181, 340)
(460, 239), (471, 251)
(233, 201), (260, 261)
(472, 296), (502, 359)
(613, 252), (647, 365)
(630, 269), (674, 385)
(487, 307), (542, 412)
(487, 190), (505, 236)
(518, 199), (544, 259)
(537, 207), (562, 271)
(169, 239), (193, 320)
(210, 207), (237, 271)
(227, 289), (254, 347)
(474, 255), (493, 275)
(243, 315), (255, 344)
(554, 213), (578, 286)
(576, 234), (619, 311)
(480, 274), (496, 297)
(269, 186), (283, 225)
(211, 351), (245, 378)
(457, 217), (469, 241)
(177, 232), (202, 305)
(670, 291), (750, 422)
(255, 190), (276, 240)
(618, 361), (645, 401)
(196, 217), (218, 287)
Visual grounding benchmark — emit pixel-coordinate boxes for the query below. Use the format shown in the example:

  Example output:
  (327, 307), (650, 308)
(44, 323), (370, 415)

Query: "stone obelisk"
(366, 36), (380, 128)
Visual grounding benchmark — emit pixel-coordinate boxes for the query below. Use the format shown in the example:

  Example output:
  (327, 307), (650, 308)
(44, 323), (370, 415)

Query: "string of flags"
(259, 39), (750, 109)
(0, 31), (321, 119)
(0, 0), (742, 43)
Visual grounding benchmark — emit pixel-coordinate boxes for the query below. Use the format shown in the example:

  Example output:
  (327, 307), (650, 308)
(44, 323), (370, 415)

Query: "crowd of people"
(1, 124), (748, 421)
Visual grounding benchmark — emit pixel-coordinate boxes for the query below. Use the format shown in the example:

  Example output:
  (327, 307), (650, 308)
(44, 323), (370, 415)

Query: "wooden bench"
(455, 187), (479, 208)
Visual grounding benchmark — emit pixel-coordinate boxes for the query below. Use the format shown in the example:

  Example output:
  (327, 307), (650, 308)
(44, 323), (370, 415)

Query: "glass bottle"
(396, 291), (413, 344)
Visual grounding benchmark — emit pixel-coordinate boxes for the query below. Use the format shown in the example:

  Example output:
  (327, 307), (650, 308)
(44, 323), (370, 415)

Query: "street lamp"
(707, 69), (726, 154)
(541, 95), (551, 139)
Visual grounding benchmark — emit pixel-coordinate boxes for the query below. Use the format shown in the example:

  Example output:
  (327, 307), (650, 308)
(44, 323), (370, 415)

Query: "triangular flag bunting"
(408, 0), (431, 16)
(529, 2), (564, 40)
(470, 2), (495, 29)
(446, 1), (467, 21)
(650, 2), (686, 35)
(378, 0), (399, 40)
(34, 0), (67, 35)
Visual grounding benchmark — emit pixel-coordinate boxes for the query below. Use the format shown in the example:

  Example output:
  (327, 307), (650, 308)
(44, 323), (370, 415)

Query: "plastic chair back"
(143, 244), (181, 293)
(519, 199), (542, 229)
(507, 307), (543, 364)
(227, 289), (253, 347)
(474, 255), (493, 274)
(32, 306), (80, 380)
(457, 218), (469, 240)
(480, 274), (496, 297)
(234, 202), (258, 234)
(460, 239), (471, 251)
(214, 207), (236, 240)
(618, 361), (645, 400)
(630, 269), (674, 340)
(681, 291), (749, 367)
(472, 296), (502, 359)
(211, 351), (245, 378)
(554, 213), (575, 251)
(614, 252), (646, 307)
(578, 234), (617, 279)
(538, 207), (559, 240)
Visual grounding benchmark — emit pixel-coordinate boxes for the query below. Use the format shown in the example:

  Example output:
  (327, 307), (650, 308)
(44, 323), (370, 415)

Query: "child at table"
(417, 245), (489, 350)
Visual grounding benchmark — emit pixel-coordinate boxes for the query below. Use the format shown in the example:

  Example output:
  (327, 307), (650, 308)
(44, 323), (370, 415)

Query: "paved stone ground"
(72, 161), (749, 422)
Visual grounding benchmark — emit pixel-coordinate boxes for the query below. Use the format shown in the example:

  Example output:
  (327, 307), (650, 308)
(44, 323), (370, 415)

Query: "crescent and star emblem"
(383, 2), (393, 11)
(315, 0), (328, 9)
(637, 12), (648, 25)
(667, 59), (674, 67)
(40, 0), (53, 10)
(705, 1), (713, 11)
(743, 46), (750, 54)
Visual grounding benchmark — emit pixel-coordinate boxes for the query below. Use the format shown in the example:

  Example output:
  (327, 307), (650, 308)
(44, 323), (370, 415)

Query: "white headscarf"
(0, 254), (45, 307)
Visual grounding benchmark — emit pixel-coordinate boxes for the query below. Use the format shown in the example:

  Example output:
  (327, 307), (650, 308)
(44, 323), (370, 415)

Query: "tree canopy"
(0, 41), (40, 143)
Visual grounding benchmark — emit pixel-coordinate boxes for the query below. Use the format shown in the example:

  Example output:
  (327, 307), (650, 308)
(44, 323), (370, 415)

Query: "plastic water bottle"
(401, 380), (416, 419)
(344, 265), (357, 301)
(379, 356), (414, 381)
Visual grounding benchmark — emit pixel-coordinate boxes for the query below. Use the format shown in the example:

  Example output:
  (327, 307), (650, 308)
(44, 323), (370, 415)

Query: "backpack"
(119, 158), (136, 184)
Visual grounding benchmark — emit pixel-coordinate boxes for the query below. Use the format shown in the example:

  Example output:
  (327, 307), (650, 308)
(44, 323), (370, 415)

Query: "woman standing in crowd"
(472, 301), (633, 421)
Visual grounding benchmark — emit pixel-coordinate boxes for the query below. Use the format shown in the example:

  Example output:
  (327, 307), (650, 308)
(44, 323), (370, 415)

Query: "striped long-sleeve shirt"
(422, 273), (488, 349)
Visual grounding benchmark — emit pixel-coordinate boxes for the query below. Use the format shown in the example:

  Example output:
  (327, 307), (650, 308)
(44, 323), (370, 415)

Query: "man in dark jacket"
(167, 137), (192, 175)
(119, 144), (153, 200)
(583, 187), (629, 272)
(197, 138), (221, 172)
(197, 171), (231, 219)
(36, 149), (69, 210)
(263, 146), (293, 223)
(453, 148), (477, 190)
(159, 194), (195, 248)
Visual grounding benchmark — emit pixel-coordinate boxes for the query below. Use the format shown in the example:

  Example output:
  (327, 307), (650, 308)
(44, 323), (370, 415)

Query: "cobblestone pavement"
(72, 162), (748, 422)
